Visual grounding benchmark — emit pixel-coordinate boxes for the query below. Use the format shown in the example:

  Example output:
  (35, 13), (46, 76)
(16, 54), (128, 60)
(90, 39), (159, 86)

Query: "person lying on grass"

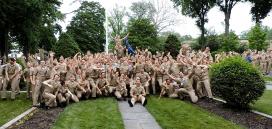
(128, 77), (147, 107)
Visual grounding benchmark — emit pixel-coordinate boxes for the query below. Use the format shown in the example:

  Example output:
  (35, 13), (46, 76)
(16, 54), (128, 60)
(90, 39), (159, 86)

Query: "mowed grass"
(264, 76), (272, 82)
(146, 96), (243, 129)
(252, 90), (272, 115)
(0, 93), (32, 126)
(53, 98), (124, 129)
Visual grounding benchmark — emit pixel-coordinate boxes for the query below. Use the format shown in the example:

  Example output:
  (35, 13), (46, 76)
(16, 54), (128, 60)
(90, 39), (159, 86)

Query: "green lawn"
(252, 90), (272, 115)
(53, 98), (124, 129)
(0, 93), (32, 126)
(264, 76), (272, 82)
(146, 96), (243, 129)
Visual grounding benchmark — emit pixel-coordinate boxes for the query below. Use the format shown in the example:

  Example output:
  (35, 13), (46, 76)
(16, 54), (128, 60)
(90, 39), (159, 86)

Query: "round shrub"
(210, 56), (265, 109)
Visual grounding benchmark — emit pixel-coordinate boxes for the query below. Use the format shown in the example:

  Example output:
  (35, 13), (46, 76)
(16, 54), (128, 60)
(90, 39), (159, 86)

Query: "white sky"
(58, 0), (272, 38)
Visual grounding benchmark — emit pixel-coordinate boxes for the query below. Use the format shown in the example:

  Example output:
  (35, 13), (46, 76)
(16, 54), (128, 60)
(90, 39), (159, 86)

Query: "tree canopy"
(248, 24), (268, 51)
(54, 33), (81, 58)
(164, 34), (181, 57)
(171, 0), (215, 48)
(127, 18), (159, 53)
(67, 1), (105, 53)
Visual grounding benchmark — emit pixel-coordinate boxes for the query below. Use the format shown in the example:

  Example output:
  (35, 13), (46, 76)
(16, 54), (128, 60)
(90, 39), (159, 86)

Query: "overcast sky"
(58, 0), (272, 38)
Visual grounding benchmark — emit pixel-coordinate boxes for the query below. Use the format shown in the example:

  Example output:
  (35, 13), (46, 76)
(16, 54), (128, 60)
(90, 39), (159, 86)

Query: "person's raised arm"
(121, 33), (129, 40)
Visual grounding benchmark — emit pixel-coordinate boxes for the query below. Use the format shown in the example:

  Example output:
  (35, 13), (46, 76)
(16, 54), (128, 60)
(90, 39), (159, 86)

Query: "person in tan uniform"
(3, 58), (20, 100)
(57, 81), (71, 106)
(33, 60), (49, 106)
(65, 75), (85, 102)
(195, 64), (213, 99)
(114, 73), (127, 100)
(135, 69), (151, 94)
(86, 65), (100, 97)
(23, 62), (35, 99)
(96, 72), (109, 96)
(76, 69), (91, 99)
(114, 33), (129, 59)
(259, 53), (267, 74)
(167, 69), (199, 103)
(144, 59), (156, 94)
(128, 77), (147, 107)
(0, 60), (6, 99)
(159, 78), (175, 98)
(42, 74), (61, 108)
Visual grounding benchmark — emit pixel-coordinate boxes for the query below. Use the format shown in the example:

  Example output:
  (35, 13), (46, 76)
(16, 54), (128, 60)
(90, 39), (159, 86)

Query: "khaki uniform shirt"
(130, 85), (145, 96)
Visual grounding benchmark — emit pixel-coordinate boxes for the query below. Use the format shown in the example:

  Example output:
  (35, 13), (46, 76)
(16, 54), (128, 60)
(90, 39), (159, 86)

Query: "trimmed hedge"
(210, 56), (265, 109)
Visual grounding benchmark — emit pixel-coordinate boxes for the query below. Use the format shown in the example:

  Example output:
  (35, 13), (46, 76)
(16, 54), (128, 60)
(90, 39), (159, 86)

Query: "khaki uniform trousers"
(0, 76), (7, 99)
(33, 76), (46, 105)
(196, 79), (213, 99)
(131, 95), (145, 106)
(176, 88), (198, 103)
(2, 75), (19, 99)
(115, 89), (127, 99)
(42, 92), (57, 107)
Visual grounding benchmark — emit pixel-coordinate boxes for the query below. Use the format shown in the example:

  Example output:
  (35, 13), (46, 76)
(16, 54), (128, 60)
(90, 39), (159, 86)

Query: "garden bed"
(8, 107), (64, 129)
(196, 98), (272, 129)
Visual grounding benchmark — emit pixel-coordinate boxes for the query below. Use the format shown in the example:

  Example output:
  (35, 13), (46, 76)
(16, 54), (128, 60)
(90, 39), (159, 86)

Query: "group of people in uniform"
(215, 49), (272, 75)
(0, 35), (216, 108)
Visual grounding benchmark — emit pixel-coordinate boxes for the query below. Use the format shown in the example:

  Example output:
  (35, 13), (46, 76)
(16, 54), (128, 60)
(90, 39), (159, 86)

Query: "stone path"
(118, 101), (161, 129)
(266, 84), (272, 90)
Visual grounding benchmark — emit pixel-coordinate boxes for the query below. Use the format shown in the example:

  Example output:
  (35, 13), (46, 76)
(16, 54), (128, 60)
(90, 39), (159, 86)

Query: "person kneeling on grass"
(128, 77), (147, 107)
(42, 74), (61, 108)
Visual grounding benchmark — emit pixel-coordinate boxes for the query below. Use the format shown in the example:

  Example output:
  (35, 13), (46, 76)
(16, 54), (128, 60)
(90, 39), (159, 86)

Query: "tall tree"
(171, 0), (215, 48)
(108, 5), (126, 36)
(248, 24), (268, 51)
(67, 1), (105, 53)
(54, 33), (81, 58)
(129, 2), (156, 20)
(127, 18), (160, 53)
(130, 1), (179, 33)
(216, 0), (243, 36)
(248, 0), (272, 24)
(164, 34), (180, 57)
(0, 0), (62, 59)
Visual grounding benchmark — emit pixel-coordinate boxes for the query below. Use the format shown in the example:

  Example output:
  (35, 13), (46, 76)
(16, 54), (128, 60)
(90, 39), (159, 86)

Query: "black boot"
(143, 99), (147, 106)
(128, 99), (133, 107)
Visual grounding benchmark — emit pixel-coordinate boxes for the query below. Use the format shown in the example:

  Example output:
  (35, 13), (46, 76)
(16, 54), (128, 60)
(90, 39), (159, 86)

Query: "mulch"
(8, 107), (64, 129)
(196, 98), (272, 129)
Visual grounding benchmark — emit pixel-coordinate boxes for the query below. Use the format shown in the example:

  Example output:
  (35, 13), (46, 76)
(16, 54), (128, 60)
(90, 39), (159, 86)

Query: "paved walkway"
(266, 84), (272, 90)
(118, 101), (161, 129)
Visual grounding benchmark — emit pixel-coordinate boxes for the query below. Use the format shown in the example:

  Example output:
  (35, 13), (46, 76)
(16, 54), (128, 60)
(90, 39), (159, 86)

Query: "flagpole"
(105, 7), (109, 54)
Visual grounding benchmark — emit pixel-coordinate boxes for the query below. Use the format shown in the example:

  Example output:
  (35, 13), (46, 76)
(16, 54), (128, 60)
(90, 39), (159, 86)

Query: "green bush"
(16, 57), (26, 70)
(210, 56), (265, 109)
(219, 32), (239, 52)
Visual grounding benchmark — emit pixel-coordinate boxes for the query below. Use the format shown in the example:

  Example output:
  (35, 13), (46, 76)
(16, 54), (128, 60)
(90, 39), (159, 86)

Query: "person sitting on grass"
(128, 77), (147, 107)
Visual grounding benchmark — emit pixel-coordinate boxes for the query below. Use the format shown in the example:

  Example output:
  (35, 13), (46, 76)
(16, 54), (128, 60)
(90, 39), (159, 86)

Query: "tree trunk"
(4, 27), (8, 63)
(23, 37), (29, 62)
(200, 17), (206, 49)
(0, 30), (4, 57)
(224, 12), (230, 36)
